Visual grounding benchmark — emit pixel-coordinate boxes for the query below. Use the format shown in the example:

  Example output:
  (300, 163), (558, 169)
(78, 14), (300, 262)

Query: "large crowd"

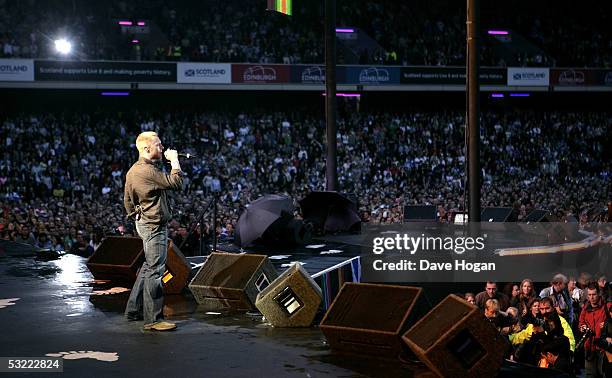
(0, 108), (609, 254)
(0, 0), (610, 67)
(464, 274), (611, 376)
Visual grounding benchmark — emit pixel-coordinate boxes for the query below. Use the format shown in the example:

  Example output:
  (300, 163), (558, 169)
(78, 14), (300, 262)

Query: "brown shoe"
(143, 321), (177, 331)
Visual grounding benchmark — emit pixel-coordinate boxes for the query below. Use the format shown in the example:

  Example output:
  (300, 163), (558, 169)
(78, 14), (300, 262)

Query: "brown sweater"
(124, 157), (183, 225)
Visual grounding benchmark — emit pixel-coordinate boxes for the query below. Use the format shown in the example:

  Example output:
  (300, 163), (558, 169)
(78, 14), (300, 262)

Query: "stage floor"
(0, 243), (424, 377)
(190, 237), (363, 279)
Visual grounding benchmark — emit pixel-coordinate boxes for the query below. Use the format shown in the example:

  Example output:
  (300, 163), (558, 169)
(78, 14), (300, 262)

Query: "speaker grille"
(405, 295), (472, 349)
(446, 329), (485, 369)
(273, 286), (303, 316)
(322, 283), (421, 333)
(254, 273), (271, 292)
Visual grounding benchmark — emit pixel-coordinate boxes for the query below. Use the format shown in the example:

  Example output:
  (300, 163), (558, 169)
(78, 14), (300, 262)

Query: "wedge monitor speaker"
(402, 294), (510, 377)
(189, 252), (278, 311)
(320, 283), (423, 357)
(255, 263), (322, 327)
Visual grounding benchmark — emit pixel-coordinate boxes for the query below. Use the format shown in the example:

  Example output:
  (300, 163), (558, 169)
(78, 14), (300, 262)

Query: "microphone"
(178, 153), (197, 159)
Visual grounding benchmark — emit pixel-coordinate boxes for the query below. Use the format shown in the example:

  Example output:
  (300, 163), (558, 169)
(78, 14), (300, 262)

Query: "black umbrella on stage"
(235, 194), (310, 247)
(299, 191), (361, 234)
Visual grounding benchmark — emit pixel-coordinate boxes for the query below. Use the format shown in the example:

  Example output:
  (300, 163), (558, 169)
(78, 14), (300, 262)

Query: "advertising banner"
(507, 67), (549, 86)
(289, 65), (347, 84)
(231, 64), (290, 83)
(550, 68), (590, 86)
(177, 63), (231, 83)
(593, 69), (612, 86)
(550, 68), (612, 86)
(345, 66), (400, 85)
(548, 68), (612, 86)
(0, 59), (34, 82)
(34, 60), (176, 82)
(400, 67), (506, 85)
(291, 65), (325, 84)
(26, 60), (612, 88)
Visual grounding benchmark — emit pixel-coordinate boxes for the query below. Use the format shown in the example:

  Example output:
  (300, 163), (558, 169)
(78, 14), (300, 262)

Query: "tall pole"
(467, 0), (481, 222)
(212, 194), (218, 252)
(325, 0), (338, 191)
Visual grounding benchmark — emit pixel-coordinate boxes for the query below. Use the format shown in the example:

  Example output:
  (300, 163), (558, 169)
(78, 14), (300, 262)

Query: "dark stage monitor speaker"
(162, 241), (191, 295)
(403, 205), (437, 222)
(188, 252), (278, 311)
(320, 283), (422, 358)
(86, 236), (144, 283)
(402, 294), (510, 378)
(481, 207), (516, 222)
(255, 263), (322, 327)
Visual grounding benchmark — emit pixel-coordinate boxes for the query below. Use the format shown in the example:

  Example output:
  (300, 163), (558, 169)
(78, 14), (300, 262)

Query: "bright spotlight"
(54, 38), (72, 54)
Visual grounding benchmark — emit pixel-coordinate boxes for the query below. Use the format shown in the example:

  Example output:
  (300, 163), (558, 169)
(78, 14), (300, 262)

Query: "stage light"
(54, 38), (72, 55)
(487, 30), (509, 35)
(490, 93), (504, 98)
(137, 21), (146, 26)
(131, 39), (139, 44)
(335, 28), (354, 33)
(118, 21), (133, 26)
(509, 93), (530, 97)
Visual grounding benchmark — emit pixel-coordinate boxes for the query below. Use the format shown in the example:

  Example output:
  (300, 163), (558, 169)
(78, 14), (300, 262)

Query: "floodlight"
(54, 38), (72, 54)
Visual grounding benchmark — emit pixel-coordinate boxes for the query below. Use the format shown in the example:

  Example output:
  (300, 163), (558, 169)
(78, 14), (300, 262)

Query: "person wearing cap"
(123, 131), (182, 332)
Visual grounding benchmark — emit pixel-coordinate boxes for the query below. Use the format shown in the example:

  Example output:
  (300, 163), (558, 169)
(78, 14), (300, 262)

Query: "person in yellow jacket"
(540, 296), (575, 352)
(510, 297), (575, 366)
(509, 315), (575, 353)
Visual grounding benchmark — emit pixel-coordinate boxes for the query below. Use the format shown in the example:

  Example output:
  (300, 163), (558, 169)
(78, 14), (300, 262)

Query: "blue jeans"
(125, 222), (167, 324)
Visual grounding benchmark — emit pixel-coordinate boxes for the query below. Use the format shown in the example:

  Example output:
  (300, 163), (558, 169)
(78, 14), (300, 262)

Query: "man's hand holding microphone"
(164, 149), (181, 171)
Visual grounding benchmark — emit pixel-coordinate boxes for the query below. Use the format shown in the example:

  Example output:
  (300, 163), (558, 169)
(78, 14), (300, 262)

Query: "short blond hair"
(505, 306), (519, 318)
(485, 298), (499, 312)
(136, 131), (158, 155)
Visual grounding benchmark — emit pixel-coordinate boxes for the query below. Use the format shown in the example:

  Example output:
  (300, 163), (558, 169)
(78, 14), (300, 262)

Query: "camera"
(576, 327), (593, 350)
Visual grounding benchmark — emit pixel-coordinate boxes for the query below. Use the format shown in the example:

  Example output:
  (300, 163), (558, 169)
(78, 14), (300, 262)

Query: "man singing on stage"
(123, 131), (183, 331)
